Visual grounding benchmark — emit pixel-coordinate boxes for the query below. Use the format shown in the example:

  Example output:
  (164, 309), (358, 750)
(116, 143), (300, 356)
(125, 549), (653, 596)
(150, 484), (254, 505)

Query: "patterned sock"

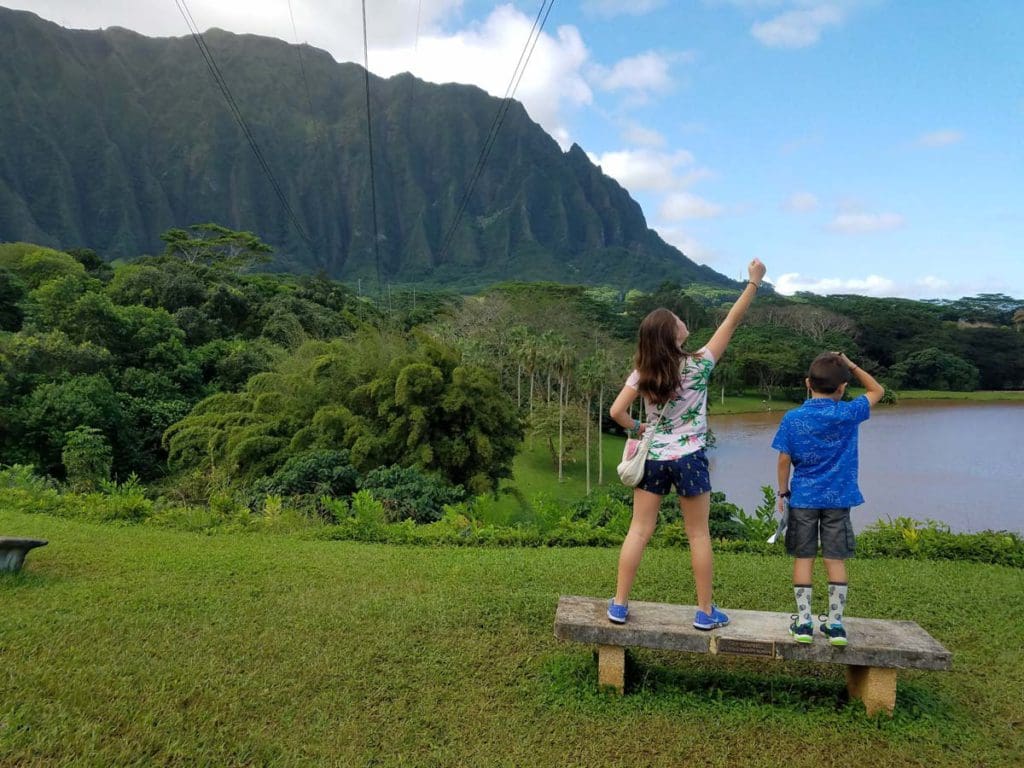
(828, 582), (848, 626)
(794, 584), (813, 626)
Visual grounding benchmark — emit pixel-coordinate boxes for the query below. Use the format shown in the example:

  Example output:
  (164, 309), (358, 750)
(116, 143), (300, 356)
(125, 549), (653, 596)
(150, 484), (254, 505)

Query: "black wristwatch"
(778, 490), (792, 499)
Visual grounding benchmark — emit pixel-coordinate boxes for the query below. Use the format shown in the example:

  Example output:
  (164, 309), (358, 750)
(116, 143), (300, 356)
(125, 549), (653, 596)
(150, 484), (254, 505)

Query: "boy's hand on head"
(748, 258), (767, 284)
(836, 352), (856, 370)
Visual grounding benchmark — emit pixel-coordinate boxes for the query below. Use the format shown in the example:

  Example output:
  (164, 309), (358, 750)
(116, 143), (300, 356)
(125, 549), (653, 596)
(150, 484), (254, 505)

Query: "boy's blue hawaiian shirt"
(771, 395), (870, 508)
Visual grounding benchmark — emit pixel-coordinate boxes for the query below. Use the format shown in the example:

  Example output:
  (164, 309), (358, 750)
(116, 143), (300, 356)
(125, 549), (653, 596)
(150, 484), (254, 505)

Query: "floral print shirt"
(625, 347), (715, 460)
(771, 395), (871, 508)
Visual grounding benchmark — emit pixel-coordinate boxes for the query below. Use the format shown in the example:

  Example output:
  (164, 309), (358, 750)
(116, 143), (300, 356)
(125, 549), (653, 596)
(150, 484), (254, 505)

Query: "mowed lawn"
(1, 509), (1022, 767)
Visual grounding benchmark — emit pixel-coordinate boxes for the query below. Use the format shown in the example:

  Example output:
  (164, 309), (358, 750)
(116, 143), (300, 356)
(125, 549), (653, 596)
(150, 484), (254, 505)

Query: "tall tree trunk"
(516, 363), (522, 408)
(557, 373), (565, 482)
(597, 384), (604, 485)
(585, 394), (592, 495)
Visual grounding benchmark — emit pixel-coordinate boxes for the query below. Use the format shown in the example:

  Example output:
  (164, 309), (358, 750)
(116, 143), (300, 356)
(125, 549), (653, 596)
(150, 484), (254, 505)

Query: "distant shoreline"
(709, 389), (1024, 415)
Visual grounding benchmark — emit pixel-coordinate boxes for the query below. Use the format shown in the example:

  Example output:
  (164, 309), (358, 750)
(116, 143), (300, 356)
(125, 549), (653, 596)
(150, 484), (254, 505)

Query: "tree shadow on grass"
(0, 569), (61, 591)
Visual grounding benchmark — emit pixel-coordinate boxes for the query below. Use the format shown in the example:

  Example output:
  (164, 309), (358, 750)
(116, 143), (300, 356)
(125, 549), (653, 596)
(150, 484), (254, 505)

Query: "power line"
(436, 0), (556, 265)
(361, 0), (384, 295)
(414, 0), (423, 55)
(172, 0), (312, 246)
(286, 0), (317, 127)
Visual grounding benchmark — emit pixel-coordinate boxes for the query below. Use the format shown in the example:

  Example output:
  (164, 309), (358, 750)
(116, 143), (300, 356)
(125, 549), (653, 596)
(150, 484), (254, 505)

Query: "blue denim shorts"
(636, 449), (712, 497)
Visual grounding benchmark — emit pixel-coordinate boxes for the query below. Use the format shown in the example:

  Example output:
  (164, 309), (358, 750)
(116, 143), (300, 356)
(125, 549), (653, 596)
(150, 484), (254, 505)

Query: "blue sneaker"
(819, 616), (848, 647)
(693, 604), (729, 630)
(607, 599), (628, 624)
(789, 615), (814, 643)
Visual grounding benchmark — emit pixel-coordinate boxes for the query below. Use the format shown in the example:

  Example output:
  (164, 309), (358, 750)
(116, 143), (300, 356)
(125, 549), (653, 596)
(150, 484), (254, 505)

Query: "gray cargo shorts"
(785, 506), (855, 559)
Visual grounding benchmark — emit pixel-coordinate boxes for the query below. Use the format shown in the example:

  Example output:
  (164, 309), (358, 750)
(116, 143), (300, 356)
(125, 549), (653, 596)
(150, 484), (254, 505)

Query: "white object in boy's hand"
(767, 499), (790, 544)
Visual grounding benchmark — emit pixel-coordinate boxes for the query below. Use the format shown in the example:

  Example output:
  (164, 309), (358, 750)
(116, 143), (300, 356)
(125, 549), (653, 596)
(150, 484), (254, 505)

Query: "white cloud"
(773, 272), (1004, 299)
(8, 1), (465, 50)
(750, 4), (845, 48)
(582, 0), (668, 17)
(829, 212), (904, 233)
(659, 191), (724, 220)
(783, 191), (819, 212)
(916, 129), (964, 148)
(587, 148), (695, 191)
(592, 51), (676, 95)
(621, 123), (666, 147)
(654, 226), (721, 265)
(371, 8), (592, 148)
(775, 273), (897, 296)
(9, 2), (593, 149)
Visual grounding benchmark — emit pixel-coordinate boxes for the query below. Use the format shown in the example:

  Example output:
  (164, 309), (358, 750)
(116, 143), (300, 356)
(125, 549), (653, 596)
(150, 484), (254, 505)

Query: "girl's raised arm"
(703, 258), (767, 361)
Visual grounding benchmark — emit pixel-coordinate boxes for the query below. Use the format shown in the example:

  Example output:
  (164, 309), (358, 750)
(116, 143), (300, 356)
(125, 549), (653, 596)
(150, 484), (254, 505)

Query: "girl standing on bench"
(607, 258), (767, 629)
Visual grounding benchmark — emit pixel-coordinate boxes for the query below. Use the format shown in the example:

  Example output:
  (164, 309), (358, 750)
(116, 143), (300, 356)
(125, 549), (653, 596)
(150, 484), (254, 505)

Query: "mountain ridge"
(0, 7), (739, 291)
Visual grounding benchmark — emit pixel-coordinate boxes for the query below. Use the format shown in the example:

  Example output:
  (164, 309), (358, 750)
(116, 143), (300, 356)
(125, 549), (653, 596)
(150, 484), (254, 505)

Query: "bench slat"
(554, 596), (952, 671)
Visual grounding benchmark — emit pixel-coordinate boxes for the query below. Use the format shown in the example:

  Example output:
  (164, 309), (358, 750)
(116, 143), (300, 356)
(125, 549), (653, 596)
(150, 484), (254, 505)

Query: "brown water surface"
(708, 400), (1024, 532)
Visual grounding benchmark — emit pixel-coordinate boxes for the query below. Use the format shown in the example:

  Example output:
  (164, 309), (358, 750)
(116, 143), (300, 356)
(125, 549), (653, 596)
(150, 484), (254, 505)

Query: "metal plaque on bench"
(717, 638), (775, 658)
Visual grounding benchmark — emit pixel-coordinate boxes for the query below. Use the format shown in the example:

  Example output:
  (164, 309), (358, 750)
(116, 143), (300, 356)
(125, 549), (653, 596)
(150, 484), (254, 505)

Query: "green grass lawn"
(473, 433), (626, 525)
(2, 509), (1022, 766)
(707, 392), (797, 414)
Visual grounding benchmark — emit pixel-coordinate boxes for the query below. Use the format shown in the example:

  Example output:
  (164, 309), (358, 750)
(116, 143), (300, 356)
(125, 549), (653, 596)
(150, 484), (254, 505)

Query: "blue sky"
(8, 1), (1023, 298)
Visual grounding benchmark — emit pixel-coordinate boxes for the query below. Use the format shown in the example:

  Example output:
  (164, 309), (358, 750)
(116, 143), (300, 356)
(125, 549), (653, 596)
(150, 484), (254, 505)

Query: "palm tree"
(508, 325), (530, 408)
(576, 352), (604, 495)
(553, 335), (576, 483)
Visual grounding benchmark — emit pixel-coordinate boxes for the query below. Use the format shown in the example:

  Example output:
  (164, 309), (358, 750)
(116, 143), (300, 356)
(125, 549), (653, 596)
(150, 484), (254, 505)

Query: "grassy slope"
(894, 390), (1024, 401)
(1, 509), (1022, 767)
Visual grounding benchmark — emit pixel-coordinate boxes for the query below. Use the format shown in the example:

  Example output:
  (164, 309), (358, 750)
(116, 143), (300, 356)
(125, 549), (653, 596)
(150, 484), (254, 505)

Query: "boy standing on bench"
(771, 352), (885, 646)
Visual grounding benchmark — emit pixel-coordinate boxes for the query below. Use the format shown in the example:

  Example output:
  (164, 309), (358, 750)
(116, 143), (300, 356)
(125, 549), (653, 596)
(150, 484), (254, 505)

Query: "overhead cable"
(173, 0), (312, 246)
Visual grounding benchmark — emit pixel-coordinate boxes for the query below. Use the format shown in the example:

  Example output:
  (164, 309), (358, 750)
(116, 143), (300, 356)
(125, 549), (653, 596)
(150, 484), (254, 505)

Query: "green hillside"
(0, 7), (737, 291)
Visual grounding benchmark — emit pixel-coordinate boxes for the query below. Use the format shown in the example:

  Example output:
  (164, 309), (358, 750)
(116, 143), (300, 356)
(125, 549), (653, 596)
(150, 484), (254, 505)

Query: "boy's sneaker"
(789, 615), (814, 643)
(607, 599), (628, 624)
(693, 604), (729, 630)
(819, 616), (848, 647)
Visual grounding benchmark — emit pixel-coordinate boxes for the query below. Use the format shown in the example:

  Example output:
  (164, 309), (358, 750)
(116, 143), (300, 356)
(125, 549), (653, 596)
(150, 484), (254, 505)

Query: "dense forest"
(2, 231), (1022, 519)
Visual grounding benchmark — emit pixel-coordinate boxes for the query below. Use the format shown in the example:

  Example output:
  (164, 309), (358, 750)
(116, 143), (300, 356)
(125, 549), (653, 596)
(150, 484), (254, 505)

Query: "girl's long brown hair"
(635, 308), (688, 406)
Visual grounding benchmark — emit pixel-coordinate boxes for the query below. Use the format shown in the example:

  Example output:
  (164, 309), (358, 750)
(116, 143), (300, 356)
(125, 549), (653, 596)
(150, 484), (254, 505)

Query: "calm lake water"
(708, 400), (1024, 533)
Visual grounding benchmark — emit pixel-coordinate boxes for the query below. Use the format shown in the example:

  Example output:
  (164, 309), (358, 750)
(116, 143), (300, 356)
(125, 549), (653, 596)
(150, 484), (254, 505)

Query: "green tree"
(22, 374), (122, 474)
(0, 268), (27, 331)
(0, 244), (85, 288)
(165, 332), (522, 495)
(62, 426), (113, 491)
(888, 348), (979, 391)
(160, 223), (273, 270)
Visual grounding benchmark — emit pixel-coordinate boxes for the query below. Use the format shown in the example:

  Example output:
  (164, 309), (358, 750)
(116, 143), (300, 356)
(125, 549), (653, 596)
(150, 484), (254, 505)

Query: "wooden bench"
(554, 596), (952, 716)
(0, 537), (48, 574)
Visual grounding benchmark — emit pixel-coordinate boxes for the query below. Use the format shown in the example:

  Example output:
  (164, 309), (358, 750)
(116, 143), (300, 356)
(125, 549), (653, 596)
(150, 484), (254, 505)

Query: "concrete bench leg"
(597, 645), (625, 694)
(845, 665), (897, 716)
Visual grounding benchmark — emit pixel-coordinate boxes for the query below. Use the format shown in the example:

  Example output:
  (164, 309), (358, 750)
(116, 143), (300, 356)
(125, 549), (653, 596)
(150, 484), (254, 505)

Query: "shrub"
(62, 426), (113, 492)
(858, 517), (1024, 568)
(567, 488), (633, 536)
(732, 486), (779, 542)
(709, 492), (748, 540)
(263, 449), (359, 499)
(87, 475), (152, 522)
(359, 465), (465, 524)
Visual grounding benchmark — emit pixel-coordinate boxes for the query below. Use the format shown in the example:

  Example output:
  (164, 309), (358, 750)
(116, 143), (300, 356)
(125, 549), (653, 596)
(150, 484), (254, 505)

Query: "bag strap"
(642, 403), (667, 441)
